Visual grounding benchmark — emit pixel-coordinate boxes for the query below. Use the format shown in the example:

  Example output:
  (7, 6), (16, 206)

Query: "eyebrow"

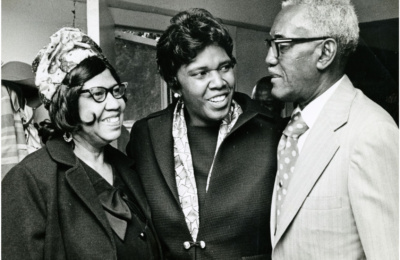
(268, 31), (284, 39)
(186, 59), (233, 74)
(83, 83), (119, 90)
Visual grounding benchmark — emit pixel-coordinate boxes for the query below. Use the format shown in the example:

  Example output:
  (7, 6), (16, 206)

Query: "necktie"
(275, 111), (308, 226)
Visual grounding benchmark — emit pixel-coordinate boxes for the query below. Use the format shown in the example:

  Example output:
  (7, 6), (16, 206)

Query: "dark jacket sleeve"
(2, 164), (47, 260)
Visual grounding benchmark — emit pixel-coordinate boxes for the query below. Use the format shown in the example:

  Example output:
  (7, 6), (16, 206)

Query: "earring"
(63, 132), (72, 143)
(174, 93), (180, 98)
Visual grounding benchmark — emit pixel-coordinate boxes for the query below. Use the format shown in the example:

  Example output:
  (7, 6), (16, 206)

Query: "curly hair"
(156, 8), (236, 91)
(282, 0), (359, 60)
(39, 56), (121, 143)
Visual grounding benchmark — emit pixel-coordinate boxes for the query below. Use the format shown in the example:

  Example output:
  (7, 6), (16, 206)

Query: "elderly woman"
(126, 8), (281, 259)
(2, 28), (161, 260)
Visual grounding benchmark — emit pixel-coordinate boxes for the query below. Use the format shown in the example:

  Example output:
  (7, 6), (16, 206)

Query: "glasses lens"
(112, 83), (127, 98)
(265, 39), (278, 58)
(90, 87), (106, 102)
(271, 41), (278, 58)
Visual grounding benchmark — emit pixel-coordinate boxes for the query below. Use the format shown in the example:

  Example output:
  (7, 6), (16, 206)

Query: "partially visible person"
(127, 8), (281, 259)
(2, 27), (162, 260)
(1, 61), (42, 178)
(265, 0), (398, 259)
(251, 76), (284, 116)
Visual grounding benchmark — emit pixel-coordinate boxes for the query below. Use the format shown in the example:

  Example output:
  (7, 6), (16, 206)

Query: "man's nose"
(265, 48), (278, 66)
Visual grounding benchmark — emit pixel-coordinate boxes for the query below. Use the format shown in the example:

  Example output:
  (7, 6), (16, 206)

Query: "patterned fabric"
(0, 84), (28, 181)
(172, 99), (243, 241)
(275, 112), (308, 225)
(32, 27), (107, 103)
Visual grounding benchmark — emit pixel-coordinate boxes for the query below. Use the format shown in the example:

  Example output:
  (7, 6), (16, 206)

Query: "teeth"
(105, 117), (119, 123)
(209, 95), (226, 102)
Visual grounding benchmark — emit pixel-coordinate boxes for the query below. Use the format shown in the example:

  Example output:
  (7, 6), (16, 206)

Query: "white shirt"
(293, 76), (344, 153)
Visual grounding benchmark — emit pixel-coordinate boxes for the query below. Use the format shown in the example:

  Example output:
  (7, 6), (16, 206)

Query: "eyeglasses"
(80, 82), (128, 103)
(265, 37), (329, 58)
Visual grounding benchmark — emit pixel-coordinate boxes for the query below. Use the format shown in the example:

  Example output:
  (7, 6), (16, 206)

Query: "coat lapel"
(273, 76), (357, 247)
(109, 147), (151, 218)
(229, 92), (274, 135)
(65, 165), (115, 240)
(47, 138), (114, 241)
(147, 106), (181, 204)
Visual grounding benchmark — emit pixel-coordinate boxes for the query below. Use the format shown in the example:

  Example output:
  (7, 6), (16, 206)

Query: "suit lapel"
(147, 108), (180, 205)
(273, 76), (357, 247)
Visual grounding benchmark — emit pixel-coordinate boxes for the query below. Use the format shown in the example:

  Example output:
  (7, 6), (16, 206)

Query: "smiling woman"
(2, 27), (162, 260)
(126, 8), (282, 260)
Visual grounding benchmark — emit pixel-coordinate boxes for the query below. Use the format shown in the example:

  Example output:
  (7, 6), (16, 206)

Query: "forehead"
(270, 5), (313, 38)
(184, 44), (230, 69)
(81, 69), (117, 90)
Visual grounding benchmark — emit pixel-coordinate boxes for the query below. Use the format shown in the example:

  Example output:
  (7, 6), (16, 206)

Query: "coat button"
(199, 241), (206, 249)
(183, 241), (191, 249)
(279, 181), (283, 188)
(139, 232), (146, 240)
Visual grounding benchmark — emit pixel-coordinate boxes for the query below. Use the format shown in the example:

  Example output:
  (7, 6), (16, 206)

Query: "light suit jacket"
(270, 75), (399, 260)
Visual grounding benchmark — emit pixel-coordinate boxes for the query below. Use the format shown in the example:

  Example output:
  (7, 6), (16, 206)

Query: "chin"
(208, 109), (230, 122)
(102, 131), (121, 143)
(271, 88), (290, 102)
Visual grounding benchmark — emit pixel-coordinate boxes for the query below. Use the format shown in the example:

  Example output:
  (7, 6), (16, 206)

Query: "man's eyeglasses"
(80, 82), (128, 103)
(265, 37), (329, 58)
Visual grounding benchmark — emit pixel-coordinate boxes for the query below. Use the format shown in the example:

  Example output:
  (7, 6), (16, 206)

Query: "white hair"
(282, 0), (359, 58)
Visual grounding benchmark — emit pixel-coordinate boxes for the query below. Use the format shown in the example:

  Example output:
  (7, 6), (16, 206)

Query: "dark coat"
(2, 137), (162, 260)
(126, 92), (282, 260)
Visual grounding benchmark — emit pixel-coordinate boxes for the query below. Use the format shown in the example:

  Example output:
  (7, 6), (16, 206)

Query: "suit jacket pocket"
(242, 254), (270, 260)
(303, 196), (342, 210)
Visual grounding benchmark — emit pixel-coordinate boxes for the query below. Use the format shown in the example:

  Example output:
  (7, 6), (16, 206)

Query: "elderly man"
(266, 0), (399, 259)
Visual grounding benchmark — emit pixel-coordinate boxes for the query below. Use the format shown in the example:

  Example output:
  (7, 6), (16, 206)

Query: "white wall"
(352, 0), (398, 23)
(235, 27), (269, 95)
(106, 0), (281, 29)
(2, 0), (87, 64)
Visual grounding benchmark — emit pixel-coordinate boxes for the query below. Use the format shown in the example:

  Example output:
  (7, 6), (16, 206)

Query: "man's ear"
(316, 38), (337, 70)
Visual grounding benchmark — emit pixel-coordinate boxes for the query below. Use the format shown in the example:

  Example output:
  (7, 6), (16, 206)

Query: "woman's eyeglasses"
(80, 82), (128, 103)
(265, 37), (329, 58)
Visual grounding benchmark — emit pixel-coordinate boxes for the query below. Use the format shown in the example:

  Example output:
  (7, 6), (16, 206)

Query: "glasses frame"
(265, 37), (330, 58)
(79, 82), (128, 103)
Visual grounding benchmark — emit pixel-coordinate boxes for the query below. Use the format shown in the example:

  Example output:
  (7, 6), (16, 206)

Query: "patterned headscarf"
(32, 27), (107, 104)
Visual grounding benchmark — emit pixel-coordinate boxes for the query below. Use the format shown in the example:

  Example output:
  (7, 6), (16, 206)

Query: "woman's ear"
(171, 77), (182, 96)
(316, 38), (337, 70)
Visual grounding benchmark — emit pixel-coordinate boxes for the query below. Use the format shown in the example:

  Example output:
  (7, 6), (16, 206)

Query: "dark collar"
(46, 136), (134, 169)
(233, 92), (275, 119)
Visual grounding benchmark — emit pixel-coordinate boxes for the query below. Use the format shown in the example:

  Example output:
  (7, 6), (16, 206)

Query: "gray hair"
(282, 0), (359, 59)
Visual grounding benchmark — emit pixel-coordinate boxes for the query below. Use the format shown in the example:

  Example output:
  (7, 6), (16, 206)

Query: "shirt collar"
(294, 75), (344, 129)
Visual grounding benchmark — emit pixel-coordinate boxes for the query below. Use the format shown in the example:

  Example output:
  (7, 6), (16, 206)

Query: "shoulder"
(2, 147), (56, 196)
(234, 92), (284, 128)
(234, 92), (272, 116)
(144, 102), (175, 120)
(14, 147), (55, 173)
(132, 103), (175, 132)
(350, 89), (397, 129)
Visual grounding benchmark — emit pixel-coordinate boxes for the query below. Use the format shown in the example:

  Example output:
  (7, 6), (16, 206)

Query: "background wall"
(2, 0), (398, 113)
(2, 0), (87, 64)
